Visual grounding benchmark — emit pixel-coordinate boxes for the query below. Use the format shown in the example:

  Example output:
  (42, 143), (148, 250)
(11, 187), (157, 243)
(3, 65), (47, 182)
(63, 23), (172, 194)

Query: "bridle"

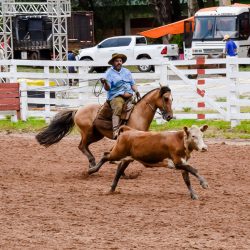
(145, 92), (172, 120)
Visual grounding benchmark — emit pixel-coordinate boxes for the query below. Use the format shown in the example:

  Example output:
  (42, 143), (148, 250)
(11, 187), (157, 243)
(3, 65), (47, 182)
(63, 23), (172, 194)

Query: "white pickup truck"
(78, 35), (179, 72)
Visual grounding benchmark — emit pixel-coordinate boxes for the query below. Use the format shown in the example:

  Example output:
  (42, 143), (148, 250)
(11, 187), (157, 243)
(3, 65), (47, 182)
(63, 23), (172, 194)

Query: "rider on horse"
(101, 53), (141, 139)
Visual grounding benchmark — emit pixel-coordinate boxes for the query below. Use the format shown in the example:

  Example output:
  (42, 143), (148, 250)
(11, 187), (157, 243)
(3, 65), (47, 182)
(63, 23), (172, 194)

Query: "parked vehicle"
(13, 12), (94, 60)
(184, 4), (250, 59)
(78, 35), (179, 72)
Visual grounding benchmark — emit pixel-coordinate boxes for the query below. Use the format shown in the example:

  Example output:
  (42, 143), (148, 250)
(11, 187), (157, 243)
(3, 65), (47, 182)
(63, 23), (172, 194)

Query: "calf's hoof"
(88, 167), (98, 175)
(201, 180), (209, 189)
(191, 193), (199, 200)
(107, 187), (117, 194)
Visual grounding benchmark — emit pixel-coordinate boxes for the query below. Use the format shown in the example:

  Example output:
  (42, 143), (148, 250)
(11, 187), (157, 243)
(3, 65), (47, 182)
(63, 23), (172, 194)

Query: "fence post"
(44, 66), (51, 123)
(20, 80), (28, 121)
(159, 62), (168, 86)
(78, 65), (89, 103)
(226, 57), (240, 127)
(9, 64), (17, 83)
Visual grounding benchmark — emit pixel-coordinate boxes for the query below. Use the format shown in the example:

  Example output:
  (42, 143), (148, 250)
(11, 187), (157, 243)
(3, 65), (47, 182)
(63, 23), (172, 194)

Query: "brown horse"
(36, 86), (173, 170)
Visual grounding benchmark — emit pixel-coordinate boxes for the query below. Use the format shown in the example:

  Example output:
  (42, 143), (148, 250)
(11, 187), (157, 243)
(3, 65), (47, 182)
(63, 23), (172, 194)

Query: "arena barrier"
(0, 57), (249, 127)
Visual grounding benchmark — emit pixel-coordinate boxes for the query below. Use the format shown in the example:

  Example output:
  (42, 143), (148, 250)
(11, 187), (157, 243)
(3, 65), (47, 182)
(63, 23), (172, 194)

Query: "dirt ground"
(0, 133), (249, 250)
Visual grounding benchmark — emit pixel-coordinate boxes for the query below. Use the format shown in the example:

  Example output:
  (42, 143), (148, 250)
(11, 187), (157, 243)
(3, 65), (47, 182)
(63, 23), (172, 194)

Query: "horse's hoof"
(191, 193), (199, 200)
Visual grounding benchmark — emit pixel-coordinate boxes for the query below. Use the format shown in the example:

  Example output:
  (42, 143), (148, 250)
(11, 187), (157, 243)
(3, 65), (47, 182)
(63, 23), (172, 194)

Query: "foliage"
(0, 117), (250, 139)
(169, 34), (183, 50)
(150, 119), (250, 139)
(0, 117), (46, 133)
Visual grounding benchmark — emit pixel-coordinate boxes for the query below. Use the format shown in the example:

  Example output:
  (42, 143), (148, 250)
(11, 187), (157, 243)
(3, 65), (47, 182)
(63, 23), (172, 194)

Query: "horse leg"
(78, 130), (104, 169)
(181, 170), (199, 200)
(78, 139), (96, 168)
(110, 159), (132, 192)
(88, 152), (110, 175)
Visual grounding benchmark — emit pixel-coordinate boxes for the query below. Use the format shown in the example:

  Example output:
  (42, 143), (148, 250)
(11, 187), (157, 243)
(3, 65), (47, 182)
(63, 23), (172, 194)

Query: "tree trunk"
(149, 0), (172, 43)
(187, 0), (199, 17)
(219, 0), (231, 6)
(207, 0), (216, 6)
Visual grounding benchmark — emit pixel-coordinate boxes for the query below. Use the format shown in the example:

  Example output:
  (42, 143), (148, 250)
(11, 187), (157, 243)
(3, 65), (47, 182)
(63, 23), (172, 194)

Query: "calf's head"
(184, 125), (208, 152)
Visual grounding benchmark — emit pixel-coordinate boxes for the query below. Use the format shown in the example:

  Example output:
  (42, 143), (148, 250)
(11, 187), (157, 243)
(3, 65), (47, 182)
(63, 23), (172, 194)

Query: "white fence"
(0, 57), (250, 127)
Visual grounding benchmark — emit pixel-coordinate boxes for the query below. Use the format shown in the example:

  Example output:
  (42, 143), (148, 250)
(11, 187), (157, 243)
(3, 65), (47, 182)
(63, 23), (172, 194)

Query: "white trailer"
(184, 5), (250, 59)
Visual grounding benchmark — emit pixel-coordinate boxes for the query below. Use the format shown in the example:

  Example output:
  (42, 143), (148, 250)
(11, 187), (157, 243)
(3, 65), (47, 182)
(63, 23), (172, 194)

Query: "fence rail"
(0, 57), (249, 127)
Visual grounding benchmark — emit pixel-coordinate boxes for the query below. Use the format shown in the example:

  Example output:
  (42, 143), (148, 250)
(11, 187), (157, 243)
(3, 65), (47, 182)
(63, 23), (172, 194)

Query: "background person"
(68, 49), (79, 86)
(223, 34), (237, 57)
(101, 53), (140, 139)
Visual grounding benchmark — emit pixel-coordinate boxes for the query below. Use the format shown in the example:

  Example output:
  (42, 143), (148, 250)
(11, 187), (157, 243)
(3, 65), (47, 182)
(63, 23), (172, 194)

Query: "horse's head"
(157, 86), (173, 121)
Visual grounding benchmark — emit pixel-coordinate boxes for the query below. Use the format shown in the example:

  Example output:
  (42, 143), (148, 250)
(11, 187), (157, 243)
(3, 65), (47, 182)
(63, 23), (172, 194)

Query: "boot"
(112, 115), (120, 139)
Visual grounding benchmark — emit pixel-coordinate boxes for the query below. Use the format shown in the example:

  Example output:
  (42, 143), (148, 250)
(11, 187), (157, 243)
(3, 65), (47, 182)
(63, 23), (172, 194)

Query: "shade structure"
(139, 16), (194, 38)
(139, 3), (250, 39)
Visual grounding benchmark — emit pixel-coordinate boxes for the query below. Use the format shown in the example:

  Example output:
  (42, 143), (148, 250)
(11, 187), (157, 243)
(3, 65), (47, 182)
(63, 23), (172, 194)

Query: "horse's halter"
(146, 92), (173, 121)
(159, 94), (173, 121)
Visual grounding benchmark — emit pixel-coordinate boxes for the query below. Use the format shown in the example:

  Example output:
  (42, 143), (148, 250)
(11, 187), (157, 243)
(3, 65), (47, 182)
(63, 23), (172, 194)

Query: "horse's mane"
(136, 85), (171, 104)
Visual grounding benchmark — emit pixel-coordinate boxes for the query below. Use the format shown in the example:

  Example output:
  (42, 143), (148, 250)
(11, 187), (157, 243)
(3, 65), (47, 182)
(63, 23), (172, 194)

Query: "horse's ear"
(159, 83), (162, 87)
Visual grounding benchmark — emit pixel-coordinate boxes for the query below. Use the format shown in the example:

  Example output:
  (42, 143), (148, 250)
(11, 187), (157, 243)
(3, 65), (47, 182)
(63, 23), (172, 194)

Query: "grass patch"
(17, 66), (68, 73)
(182, 107), (192, 113)
(239, 65), (250, 71)
(216, 97), (226, 102)
(0, 117), (46, 133)
(0, 117), (249, 139)
(150, 119), (250, 139)
(241, 106), (250, 113)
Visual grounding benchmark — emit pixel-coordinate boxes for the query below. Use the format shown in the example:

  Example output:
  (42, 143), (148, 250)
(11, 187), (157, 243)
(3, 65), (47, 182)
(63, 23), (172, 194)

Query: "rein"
(144, 95), (168, 116)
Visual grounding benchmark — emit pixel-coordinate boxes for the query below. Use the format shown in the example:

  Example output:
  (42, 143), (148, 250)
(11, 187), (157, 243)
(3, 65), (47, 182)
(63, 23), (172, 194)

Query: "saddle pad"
(93, 100), (135, 131)
(93, 102), (113, 130)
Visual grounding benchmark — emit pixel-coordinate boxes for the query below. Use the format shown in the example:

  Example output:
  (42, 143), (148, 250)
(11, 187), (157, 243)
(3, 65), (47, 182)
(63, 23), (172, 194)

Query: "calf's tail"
(36, 110), (75, 147)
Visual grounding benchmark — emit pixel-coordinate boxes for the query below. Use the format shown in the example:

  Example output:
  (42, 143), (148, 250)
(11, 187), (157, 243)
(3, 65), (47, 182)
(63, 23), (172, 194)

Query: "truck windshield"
(214, 16), (237, 39)
(193, 16), (237, 40)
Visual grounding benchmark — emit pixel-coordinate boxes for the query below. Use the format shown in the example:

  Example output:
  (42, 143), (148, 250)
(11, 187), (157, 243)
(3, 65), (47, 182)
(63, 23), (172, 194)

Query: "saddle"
(93, 98), (135, 131)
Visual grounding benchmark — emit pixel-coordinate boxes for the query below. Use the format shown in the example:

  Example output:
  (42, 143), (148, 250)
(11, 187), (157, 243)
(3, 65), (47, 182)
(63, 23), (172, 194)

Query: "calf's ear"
(200, 124), (208, 132)
(183, 126), (189, 136)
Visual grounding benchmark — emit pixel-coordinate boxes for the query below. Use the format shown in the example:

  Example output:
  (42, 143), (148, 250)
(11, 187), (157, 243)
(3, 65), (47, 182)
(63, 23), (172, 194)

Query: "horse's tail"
(36, 110), (76, 147)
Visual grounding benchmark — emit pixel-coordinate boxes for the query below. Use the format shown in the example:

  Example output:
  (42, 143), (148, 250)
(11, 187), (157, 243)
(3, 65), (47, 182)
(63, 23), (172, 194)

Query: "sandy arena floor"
(0, 133), (249, 249)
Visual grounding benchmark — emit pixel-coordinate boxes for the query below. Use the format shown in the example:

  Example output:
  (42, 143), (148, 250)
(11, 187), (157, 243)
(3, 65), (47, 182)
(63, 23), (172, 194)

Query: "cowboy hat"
(108, 53), (127, 65)
(223, 34), (230, 41)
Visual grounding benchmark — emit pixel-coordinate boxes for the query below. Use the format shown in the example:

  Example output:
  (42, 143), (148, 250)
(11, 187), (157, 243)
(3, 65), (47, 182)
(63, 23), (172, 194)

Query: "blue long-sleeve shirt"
(104, 67), (135, 100)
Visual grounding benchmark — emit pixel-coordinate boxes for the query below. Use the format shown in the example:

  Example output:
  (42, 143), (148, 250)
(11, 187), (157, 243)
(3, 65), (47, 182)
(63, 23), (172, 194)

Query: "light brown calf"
(88, 124), (209, 199)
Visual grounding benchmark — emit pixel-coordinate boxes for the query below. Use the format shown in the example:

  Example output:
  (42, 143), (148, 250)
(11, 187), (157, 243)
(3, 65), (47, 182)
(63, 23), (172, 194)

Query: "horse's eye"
(164, 97), (169, 101)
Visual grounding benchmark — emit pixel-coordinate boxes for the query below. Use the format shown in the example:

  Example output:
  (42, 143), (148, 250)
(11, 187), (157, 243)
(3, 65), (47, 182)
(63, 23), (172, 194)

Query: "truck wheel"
(80, 57), (94, 73)
(137, 57), (153, 72)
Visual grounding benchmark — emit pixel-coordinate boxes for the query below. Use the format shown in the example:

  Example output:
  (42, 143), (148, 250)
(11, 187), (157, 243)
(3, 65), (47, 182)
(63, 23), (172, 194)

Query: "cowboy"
(101, 53), (141, 139)
(223, 34), (237, 57)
